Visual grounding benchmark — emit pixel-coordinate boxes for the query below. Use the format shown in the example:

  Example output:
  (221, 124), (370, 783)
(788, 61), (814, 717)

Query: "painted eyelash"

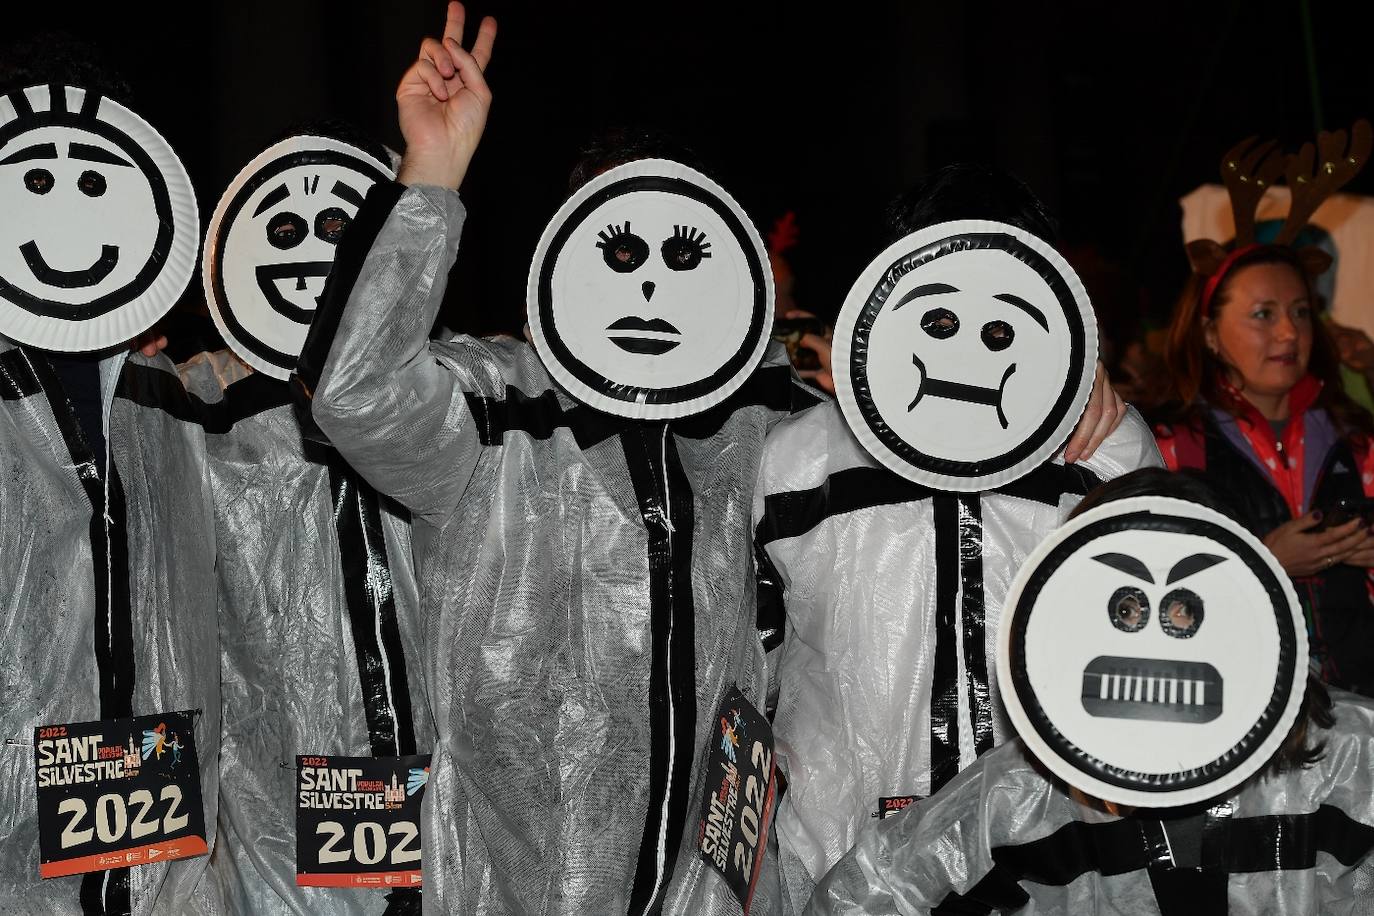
(596, 222), (633, 248)
(672, 225), (712, 255)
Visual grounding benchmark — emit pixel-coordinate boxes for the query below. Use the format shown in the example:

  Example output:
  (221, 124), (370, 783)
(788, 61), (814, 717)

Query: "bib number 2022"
(59, 786), (188, 850)
(732, 740), (771, 876)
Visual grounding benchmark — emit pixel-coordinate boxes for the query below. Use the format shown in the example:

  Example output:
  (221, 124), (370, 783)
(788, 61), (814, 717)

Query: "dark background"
(5, 0), (1371, 351)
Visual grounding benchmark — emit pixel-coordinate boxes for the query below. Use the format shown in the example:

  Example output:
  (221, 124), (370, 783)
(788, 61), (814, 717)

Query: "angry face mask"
(204, 135), (393, 379)
(998, 496), (1307, 808)
(833, 220), (1096, 490)
(527, 159), (773, 419)
(0, 85), (198, 351)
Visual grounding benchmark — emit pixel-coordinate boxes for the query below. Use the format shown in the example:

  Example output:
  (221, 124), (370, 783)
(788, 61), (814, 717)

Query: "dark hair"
(0, 31), (133, 104)
(272, 119), (392, 172)
(567, 126), (707, 193)
(1070, 467), (1333, 772)
(883, 163), (1058, 244)
(1162, 244), (1374, 443)
(1070, 467), (1229, 518)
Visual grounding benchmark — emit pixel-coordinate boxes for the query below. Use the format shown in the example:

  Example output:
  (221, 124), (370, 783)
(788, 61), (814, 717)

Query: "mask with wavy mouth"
(0, 85), (198, 351)
(998, 496), (1307, 809)
(832, 219), (1097, 491)
(204, 135), (394, 380)
(528, 158), (773, 420)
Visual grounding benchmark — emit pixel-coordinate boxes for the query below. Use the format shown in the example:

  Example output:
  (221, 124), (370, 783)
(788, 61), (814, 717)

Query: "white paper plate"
(0, 85), (198, 352)
(527, 158), (773, 420)
(833, 219), (1097, 491)
(997, 496), (1307, 808)
(203, 134), (394, 380)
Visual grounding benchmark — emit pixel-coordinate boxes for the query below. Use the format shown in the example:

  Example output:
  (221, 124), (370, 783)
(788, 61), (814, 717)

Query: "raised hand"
(396, 1), (497, 190)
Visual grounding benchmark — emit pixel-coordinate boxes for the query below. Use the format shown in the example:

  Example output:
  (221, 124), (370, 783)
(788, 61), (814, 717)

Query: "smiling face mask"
(527, 158), (773, 419)
(833, 220), (1097, 490)
(0, 85), (198, 351)
(204, 135), (394, 379)
(997, 496), (1307, 808)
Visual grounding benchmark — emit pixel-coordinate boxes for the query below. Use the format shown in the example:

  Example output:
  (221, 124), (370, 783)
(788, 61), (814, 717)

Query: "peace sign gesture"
(396, 2), (498, 190)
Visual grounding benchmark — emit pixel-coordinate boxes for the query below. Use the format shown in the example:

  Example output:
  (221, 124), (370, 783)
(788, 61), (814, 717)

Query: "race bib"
(34, 710), (207, 878)
(697, 686), (775, 913)
(296, 754), (430, 889)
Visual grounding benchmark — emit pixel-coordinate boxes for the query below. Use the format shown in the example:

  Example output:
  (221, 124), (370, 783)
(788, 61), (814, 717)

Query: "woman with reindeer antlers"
(1157, 120), (1374, 696)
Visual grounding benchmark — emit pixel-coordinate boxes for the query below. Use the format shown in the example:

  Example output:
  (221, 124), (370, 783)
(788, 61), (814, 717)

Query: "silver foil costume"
(297, 181), (816, 915)
(179, 351), (429, 916)
(805, 689), (1374, 915)
(752, 399), (1163, 912)
(0, 341), (218, 915)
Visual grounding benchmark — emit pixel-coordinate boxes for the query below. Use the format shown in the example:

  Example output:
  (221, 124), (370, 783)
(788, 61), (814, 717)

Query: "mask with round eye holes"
(204, 135), (394, 379)
(997, 496), (1307, 808)
(833, 219), (1097, 491)
(527, 159), (773, 419)
(0, 85), (198, 351)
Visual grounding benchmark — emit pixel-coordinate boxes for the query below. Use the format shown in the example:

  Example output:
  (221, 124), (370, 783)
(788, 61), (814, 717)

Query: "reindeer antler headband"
(1187, 119), (1372, 317)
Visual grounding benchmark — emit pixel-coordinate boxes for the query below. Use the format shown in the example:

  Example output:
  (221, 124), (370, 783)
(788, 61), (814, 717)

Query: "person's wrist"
(397, 146), (468, 190)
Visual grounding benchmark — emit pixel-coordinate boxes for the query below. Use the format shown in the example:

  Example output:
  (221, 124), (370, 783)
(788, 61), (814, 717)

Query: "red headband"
(1199, 243), (1261, 318)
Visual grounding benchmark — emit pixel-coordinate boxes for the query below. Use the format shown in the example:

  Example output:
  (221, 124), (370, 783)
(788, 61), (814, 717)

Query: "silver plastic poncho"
(752, 399), (1163, 912)
(299, 182), (814, 915)
(178, 351), (430, 916)
(0, 341), (218, 915)
(806, 689), (1374, 915)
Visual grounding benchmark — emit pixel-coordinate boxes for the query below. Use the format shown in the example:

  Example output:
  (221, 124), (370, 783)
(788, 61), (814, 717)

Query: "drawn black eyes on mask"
(661, 225), (712, 271)
(919, 307), (1016, 352)
(266, 207), (353, 249)
(1108, 586), (1150, 633)
(314, 207), (351, 244)
(1105, 585), (1204, 638)
(596, 222), (712, 273)
(22, 168), (108, 198)
(23, 168), (53, 195)
(1159, 588), (1204, 638)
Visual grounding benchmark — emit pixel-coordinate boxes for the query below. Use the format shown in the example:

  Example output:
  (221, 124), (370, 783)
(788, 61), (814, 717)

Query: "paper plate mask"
(0, 85), (198, 351)
(527, 158), (773, 419)
(998, 496), (1307, 808)
(204, 135), (394, 379)
(833, 220), (1096, 491)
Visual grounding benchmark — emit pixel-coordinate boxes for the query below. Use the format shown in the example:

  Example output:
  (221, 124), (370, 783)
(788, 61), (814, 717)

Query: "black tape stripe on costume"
(956, 496), (995, 758)
(932, 818), (1155, 915)
(1217, 804), (1374, 870)
(622, 426), (698, 916)
(328, 463), (418, 757)
(755, 542), (786, 654)
(755, 462), (1101, 550)
(293, 180), (408, 398)
(929, 496), (961, 793)
(931, 805), (1374, 914)
(464, 365), (800, 452)
(0, 347), (42, 399)
(1146, 867), (1228, 915)
(114, 361), (291, 432)
(24, 352), (133, 916)
(217, 372), (294, 426)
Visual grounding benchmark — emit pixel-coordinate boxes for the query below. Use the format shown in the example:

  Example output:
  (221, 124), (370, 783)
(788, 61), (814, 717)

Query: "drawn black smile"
(255, 261), (332, 324)
(21, 241), (119, 289)
(606, 315), (681, 355)
(908, 354), (1017, 429)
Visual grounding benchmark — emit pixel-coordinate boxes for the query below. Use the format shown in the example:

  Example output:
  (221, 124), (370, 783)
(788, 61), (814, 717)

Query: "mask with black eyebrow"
(998, 496), (1307, 808)
(0, 84), (198, 351)
(203, 135), (393, 380)
(527, 159), (773, 420)
(832, 219), (1097, 491)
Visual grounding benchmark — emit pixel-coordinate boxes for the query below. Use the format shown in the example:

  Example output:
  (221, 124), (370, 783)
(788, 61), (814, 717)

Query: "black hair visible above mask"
(884, 163), (1059, 244)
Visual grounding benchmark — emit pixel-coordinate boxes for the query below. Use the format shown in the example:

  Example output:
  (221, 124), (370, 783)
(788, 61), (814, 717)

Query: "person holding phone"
(1157, 230), (1374, 695)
